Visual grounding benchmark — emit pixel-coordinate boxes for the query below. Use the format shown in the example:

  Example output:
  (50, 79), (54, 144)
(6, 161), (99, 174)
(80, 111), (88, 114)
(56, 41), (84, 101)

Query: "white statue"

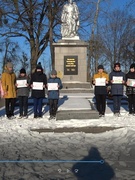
(61, 0), (79, 39)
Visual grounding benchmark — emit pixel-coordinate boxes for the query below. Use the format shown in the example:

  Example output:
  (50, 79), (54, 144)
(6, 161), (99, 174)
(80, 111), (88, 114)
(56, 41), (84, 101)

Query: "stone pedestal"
(53, 39), (88, 82)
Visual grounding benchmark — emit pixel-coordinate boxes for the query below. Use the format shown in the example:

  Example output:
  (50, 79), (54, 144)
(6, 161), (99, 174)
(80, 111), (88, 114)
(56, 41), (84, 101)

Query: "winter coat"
(47, 77), (63, 99)
(109, 70), (125, 95)
(126, 71), (135, 95)
(30, 71), (47, 98)
(93, 71), (109, 95)
(16, 75), (30, 97)
(1, 68), (16, 98)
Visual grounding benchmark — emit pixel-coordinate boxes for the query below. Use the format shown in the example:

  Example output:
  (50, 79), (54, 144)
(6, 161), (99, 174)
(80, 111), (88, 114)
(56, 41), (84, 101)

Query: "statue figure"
(61, 0), (79, 38)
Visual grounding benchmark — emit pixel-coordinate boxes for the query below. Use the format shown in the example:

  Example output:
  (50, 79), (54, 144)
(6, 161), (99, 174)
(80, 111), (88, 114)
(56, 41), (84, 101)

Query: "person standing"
(126, 64), (135, 115)
(1, 62), (16, 119)
(30, 62), (47, 118)
(16, 68), (30, 118)
(109, 63), (126, 116)
(92, 65), (109, 117)
(47, 70), (63, 120)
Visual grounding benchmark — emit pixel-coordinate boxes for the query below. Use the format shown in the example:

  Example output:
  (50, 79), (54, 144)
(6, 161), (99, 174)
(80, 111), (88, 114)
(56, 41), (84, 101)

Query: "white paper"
(95, 78), (106, 86)
(16, 80), (27, 88)
(127, 78), (135, 87)
(33, 82), (43, 90)
(112, 76), (123, 84)
(48, 83), (58, 90)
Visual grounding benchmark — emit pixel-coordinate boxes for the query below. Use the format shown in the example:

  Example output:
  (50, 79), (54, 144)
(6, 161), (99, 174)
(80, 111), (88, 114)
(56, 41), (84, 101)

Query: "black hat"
(98, 65), (104, 70)
(130, 63), (135, 69)
(114, 62), (120, 68)
(36, 62), (42, 70)
(51, 69), (57, 75)
(20, 68), (26, 74)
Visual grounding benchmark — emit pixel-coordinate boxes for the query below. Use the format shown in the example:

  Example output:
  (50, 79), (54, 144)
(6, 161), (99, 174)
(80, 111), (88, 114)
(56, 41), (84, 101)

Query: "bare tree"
(99, 9), (135, 72)
(0, 39), (20, 72)
(0, 0), (66, 72)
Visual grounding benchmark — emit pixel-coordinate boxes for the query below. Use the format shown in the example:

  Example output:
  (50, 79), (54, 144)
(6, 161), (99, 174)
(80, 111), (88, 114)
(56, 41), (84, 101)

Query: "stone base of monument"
(61, 82), (93, 93)
(56, 96), (99, 120)
(56, 109), (99, 120)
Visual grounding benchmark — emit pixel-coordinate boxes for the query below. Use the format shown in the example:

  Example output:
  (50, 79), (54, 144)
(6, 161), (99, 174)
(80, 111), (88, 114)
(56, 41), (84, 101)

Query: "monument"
(54, 0), (98, 120)
(53, 0), (88, 83)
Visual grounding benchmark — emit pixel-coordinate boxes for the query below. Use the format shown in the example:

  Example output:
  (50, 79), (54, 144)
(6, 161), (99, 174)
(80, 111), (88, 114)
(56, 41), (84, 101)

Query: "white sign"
(48, 83), (58, 90)
(112, 76), (123, 84)
(33, 82), (43, 90)
(95, 78), (106, 86)
(16, 80), (27, 88)
(127, 78), (135, 87)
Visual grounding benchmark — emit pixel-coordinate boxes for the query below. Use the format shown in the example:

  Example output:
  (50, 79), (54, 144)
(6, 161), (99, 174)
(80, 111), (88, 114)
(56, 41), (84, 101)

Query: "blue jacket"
(47, 77), (63, 99)
(109, 70), (125, 95)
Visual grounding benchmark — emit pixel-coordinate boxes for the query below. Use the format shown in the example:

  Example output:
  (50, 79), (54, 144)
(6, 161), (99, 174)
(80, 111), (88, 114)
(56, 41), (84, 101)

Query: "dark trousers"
(33, 98), (43, 116)
(5, 98), (16, 117)
(128, 94), (135, 113)
(113, 95), (122, 113)
(95, 94), (106, 115)
(18, 96), (28, 116)
(49, 99), (58, 116)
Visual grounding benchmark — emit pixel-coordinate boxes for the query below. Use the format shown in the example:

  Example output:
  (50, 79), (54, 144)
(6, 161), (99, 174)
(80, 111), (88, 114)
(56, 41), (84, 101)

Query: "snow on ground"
(0, 94), (135, 180)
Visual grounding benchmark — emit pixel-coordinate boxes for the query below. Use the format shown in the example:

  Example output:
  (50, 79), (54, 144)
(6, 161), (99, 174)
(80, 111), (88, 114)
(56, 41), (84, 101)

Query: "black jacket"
(126, 71), (135, 95)
(30, 71), (47, 98)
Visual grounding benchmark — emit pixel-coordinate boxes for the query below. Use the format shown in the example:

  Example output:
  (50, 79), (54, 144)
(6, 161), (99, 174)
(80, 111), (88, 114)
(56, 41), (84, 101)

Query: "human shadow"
(72, 147), (115, 180)
(58, 95), (68, 107)
(0, 96), (69, 117)
(0, 106), (5, 117)
(91, 96), (97, 110)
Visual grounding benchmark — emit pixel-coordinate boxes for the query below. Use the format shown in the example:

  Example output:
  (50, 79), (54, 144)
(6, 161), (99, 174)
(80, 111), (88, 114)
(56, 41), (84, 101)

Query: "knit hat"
(114, 63), (120, 68)
(130, 63), (135, 69)
(36, 62), (42, 70)
(20, 68), (26, 74)
(6, 62), (13, 68)
(98, 65), (104, 70)
(51, 69), (57, 75)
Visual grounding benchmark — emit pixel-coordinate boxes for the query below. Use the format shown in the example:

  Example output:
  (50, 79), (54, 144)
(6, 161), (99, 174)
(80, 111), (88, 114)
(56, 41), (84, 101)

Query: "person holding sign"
(30, 62), (47, 118)
(47, 70), (63, 120)
(1, 62), (16, 119)
(109, 63), (126, 117)
(92, 65), (109, 117)
(126, 64), (135, 115)
(16, 68), (30, 118)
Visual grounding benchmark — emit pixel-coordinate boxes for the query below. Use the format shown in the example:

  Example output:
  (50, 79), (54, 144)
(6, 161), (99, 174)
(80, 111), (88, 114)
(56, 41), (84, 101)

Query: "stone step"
(62, 82), (91, 89)
(61, 88), (93, 93)
(56, 109), (99, 120)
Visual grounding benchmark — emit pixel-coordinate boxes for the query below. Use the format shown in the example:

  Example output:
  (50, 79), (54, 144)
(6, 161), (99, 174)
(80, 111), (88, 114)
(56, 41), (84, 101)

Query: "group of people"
(93, 62), (135, 117)
(0, 62), (63, 120)
(1, 61), (135, 120)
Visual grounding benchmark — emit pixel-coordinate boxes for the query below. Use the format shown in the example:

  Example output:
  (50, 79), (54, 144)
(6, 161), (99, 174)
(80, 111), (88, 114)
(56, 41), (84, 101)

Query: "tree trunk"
(30, 40), (38, 73)
(87, 0), (101, 82)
